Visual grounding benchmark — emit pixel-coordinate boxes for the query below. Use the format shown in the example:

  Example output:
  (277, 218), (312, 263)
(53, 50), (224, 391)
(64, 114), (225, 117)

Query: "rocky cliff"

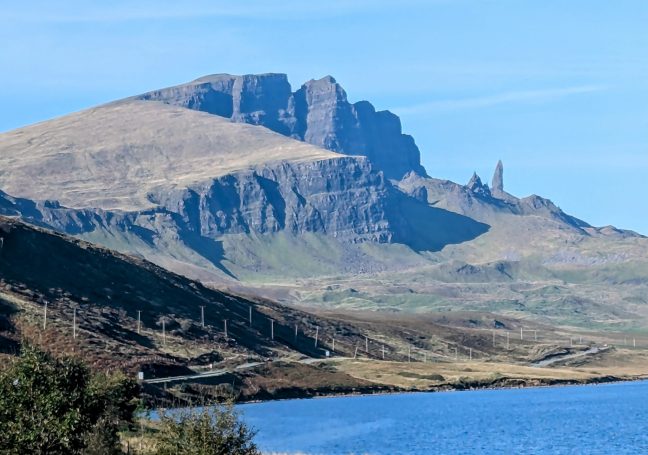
(0, 99), (485, 256)
(136, 73), (427, 180)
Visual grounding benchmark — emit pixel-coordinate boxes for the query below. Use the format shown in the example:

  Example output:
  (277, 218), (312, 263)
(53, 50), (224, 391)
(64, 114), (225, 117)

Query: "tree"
(0, 345), (139, 454)
(153, 404), (260, 455)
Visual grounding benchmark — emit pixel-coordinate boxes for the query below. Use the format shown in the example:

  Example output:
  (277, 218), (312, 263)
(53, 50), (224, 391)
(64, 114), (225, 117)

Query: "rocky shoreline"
(235, 373), (633, 404)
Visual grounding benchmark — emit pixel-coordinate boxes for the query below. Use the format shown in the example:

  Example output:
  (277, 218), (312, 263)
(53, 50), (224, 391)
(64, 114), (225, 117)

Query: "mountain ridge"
(1, 72), (647, 329)
(135, 73), (427, 180)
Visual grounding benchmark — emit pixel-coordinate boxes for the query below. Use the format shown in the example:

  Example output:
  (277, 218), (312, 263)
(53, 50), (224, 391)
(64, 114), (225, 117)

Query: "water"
(239, 381), (648, 454)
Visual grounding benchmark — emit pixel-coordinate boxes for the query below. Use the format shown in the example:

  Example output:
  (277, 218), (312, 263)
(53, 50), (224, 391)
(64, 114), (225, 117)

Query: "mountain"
(1, 73), (647, 330)
(135, 73), (427, 180)
(0, 96), (488, 280)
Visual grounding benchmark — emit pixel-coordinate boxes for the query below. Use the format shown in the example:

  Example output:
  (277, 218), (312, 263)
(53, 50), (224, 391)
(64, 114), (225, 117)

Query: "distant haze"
(1, 0), (646, 233)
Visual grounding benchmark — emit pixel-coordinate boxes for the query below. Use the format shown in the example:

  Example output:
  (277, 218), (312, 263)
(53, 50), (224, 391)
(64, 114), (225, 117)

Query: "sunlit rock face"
(137, 73), (427, 180)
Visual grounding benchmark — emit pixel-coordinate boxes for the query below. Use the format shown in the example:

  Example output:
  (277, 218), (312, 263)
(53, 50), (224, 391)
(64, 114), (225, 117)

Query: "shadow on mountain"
(391, 193), (490, 252)
(161, 206), (235, 279)
(179, 229), (237, 280)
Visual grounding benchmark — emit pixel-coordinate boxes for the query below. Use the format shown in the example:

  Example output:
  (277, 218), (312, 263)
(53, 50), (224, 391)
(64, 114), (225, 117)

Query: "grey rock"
(136, 74), (427, 180)
(147, 156), (488, 251)
(466, 172), (491, 198)
(492, 160), (504, 197)
(399, 172), (598, 235)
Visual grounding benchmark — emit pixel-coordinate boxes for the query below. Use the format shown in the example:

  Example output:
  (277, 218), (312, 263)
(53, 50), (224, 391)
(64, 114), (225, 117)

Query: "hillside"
(5, 216), (628, 404)
(0, 100), (338, 211)
(0, 215), (409, 400)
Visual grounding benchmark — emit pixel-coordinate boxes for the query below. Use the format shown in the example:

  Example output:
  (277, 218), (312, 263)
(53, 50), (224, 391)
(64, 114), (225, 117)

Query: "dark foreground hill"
(0, 216), (400, 400)
(2, 216), (645, 403)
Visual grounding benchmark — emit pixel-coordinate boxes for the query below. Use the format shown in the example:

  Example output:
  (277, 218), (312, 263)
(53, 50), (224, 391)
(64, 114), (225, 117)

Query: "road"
(143, 355), (351, 384)
(143, 361), (263, 384)
(532, 346), (608, 367)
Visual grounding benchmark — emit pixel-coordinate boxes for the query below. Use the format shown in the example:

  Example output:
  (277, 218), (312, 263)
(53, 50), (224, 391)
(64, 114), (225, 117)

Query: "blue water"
(239, 381), (648, 454)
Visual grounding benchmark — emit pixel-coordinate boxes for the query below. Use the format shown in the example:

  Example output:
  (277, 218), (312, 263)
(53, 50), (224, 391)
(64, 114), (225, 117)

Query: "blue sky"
(1, 1), (647, 233)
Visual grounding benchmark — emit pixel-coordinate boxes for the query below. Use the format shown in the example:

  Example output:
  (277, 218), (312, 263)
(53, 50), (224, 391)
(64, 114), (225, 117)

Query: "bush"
(0, 345), (139, 454)
(153, 404), (260, 455)
(0, 346), (258, 454)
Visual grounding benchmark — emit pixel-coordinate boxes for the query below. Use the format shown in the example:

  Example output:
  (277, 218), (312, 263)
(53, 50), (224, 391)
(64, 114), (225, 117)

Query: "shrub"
(153, 404), (260, 455)
(0, 345), (139, 454)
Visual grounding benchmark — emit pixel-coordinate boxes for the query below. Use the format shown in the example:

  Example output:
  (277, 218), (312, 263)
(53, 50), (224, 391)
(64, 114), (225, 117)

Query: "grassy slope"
(178, 211), (648, 331)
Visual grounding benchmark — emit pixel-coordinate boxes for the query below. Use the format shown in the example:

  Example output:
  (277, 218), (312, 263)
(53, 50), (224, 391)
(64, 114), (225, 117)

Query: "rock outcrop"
(400, 166), (596, 234)
(491, 160), (504, 197)
(466, 172), (491, 198)
(136, 74), (427, 180)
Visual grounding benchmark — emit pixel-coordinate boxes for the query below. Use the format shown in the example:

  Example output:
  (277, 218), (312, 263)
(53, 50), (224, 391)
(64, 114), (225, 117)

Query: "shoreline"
(233, 373), (648, 406)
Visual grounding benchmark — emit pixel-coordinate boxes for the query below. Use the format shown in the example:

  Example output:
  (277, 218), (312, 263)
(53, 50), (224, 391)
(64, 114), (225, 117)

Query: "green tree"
(153, 404), (260, 455)
(0, 345), (139, 454)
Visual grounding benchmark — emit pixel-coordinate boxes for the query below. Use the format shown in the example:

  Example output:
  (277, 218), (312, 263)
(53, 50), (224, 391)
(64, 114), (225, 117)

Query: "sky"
(1, 1), (647, 233)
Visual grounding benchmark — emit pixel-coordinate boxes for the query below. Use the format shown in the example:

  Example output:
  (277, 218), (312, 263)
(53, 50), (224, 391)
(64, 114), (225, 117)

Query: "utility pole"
(534, 330), (537, 341)
(382, 344), (386, 360)
(454, 347), (458, 361)
(365, 336), (369, 353)
(520, 327), (523, 340)
(332, 337), (335, 353)
(200, 306), (205, 328)
(270, 319), (274, 340)
(506, 332), (510, 350)
(314, 327), (319, 348)
(249, 306), (252, 326)
(408, 345), (411, 363)
(294, 324), (298, 341)
(224, 319), (228, 339)
(492, 330), (496, 347)
(43, 302), (48, 330)
(162, 318), (166, 346)
(469, 348), (472, 361)
(137, 310), (141, 335)
(354, 346), (358, 359)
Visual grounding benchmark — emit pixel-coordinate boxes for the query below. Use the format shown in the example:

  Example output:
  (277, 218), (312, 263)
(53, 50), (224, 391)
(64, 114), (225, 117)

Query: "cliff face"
(149, 157), (486, 250)
(137, 74), (427, 180)
(151, 157), (394, 242)
(0, 155), (486, 260)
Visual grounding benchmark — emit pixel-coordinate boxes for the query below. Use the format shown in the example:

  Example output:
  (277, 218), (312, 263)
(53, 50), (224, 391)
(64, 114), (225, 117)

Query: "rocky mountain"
(131, 74), (620, 237)
(0, 97), (487, 284)
(1, 73), (647, 330)
(136, 73), (427, 180)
